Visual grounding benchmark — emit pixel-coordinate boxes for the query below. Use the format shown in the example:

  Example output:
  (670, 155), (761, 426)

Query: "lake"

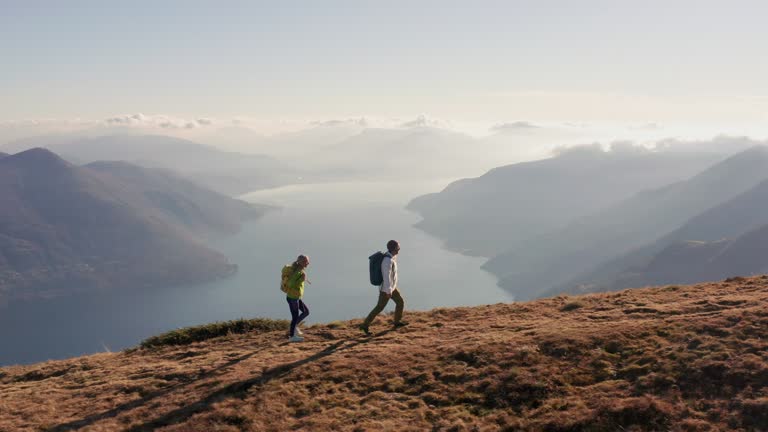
(0, 181), (511, 366)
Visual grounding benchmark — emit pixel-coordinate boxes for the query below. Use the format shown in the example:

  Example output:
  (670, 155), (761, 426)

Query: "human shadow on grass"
(47, 348), (264, 432)
(125, 329), (395, 432)
(48, 329), (394, 431)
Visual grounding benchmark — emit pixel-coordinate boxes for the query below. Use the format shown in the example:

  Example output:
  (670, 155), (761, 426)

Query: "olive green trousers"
(362, 289), (405, 327)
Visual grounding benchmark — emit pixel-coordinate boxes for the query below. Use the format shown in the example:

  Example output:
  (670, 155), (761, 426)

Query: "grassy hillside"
(2, 277), (767, 431)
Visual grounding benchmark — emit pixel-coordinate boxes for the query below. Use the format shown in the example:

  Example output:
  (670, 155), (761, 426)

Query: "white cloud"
(489, 121), (540, 133)
(104, 113), (146, 125)
(399, 114), (451, 129)
(552, 141), (652, 157)
(608, 140), (652, 154)
(653, 135), (767, 153)
(630, 122), (662, 131)
(311, 118), (368, 128)
(552, 142), (605, 157)
(551, 136), (768, 159)
(102, 113), (216, 130)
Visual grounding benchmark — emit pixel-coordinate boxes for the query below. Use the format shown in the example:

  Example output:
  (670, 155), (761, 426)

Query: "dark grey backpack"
(368, 251), (387, 286)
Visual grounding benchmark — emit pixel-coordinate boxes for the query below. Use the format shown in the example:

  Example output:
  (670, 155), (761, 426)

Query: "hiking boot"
(288, 335), (304, 342)
(359, 324), (371, 336)
(393, 321), (409, 328)
(296, 327), (304, 336)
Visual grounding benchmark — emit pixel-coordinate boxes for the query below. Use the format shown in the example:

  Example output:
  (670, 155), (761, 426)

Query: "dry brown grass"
(2, 276), (768, 431)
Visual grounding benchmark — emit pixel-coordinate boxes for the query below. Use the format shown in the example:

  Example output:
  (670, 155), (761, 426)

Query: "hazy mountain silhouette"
(3, 134), (293, 195)
(193, 121), (575, 182)
(408, 146), (727, 257)
(488, 146), (768, 299)
(552, 171), (768, 295)
(196, 126), (271, 154)
(0, 148), (263, 302)
(0, 152), (7, 159)
(198, 121), (367, 156)
(313, 127), (484, 180)
(85, 161), (269, 236)
(2, 125), (575, 188)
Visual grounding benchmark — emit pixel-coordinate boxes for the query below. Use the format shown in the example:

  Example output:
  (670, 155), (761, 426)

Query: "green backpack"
(280, 265), (296, 294)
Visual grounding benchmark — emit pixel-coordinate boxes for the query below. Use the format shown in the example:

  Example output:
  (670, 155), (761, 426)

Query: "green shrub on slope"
(140, 318), (289, 348)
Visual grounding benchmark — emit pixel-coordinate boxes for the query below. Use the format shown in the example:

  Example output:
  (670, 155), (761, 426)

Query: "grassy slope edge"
(1, 276), (767, 431)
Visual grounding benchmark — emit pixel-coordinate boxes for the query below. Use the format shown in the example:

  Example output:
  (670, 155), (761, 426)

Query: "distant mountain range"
(409, 140), (768, 299)
(0, 148), (267, 302)
(487, 146), (768, 299)
(315, 127), (481, 179)
(3, 134), (294, 196)
(2, 128), (518, 193)
(408, 145), (728, 257)
(196, 122), (368, 157)
(1, 122), (613, 191)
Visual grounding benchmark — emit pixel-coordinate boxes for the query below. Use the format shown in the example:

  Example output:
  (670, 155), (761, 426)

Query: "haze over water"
(0, 180), (510, 366)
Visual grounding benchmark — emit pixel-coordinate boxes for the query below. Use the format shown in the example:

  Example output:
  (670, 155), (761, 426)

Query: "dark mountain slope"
(586, 224), (768, 291)
(552, 172), (768, 296)
(0, 149), (237, 301)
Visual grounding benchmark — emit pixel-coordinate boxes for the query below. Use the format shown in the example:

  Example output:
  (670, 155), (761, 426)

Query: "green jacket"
(285, 268), (306, 300)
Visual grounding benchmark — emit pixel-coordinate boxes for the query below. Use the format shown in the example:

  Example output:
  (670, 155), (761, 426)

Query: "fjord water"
(0, 181), (510, 365)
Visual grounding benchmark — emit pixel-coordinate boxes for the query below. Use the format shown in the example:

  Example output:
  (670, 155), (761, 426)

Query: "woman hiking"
(282, 254), (311, 342)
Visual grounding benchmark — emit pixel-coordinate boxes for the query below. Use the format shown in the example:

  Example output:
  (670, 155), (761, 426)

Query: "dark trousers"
(287, 298), (310, 337)
(362, 289), (404, 327)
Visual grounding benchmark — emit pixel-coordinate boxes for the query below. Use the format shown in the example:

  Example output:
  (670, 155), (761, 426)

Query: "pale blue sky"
(2, 0), (767, 124)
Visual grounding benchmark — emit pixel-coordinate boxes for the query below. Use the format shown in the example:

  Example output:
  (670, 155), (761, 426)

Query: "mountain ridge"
(408, 148), (729, 257)
(0, 148), (264, 302)
(84, 160), (268, 236)
(2, 134), (292, 195)
(584, 224), (768, 293)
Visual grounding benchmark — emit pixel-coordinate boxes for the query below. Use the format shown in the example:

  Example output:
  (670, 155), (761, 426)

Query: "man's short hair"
(386, 240), (400, 253)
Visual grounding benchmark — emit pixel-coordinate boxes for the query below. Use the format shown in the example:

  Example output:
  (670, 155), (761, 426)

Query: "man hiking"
(282, 254), (311, 342)
(360, 240), (407, 335)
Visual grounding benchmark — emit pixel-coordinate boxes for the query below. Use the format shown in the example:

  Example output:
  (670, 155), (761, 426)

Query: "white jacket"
(380, 253), (398, 295)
